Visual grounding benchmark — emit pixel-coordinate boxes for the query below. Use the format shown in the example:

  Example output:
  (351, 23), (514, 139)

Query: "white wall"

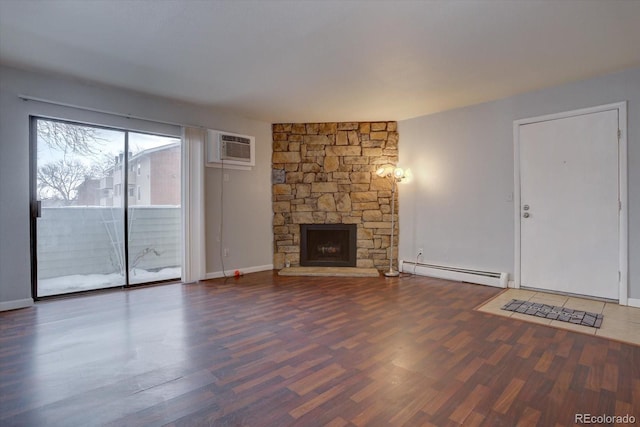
(0, 65), (273, 308)
(204, 143), (274, 276)
(399, 66), (640, 300)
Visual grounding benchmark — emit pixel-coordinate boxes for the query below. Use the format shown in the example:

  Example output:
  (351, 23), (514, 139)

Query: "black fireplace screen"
(300, 224), (357, 267)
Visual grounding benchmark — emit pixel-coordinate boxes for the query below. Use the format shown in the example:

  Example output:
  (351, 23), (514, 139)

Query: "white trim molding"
(513, 101), (628, 305)
(0, 298), (34, 312)
(205, 264), (274, 280)
(628, 298), (640, 309)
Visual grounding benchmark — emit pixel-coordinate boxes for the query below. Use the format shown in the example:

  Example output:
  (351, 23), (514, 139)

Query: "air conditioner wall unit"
(206, 129), (255, 169)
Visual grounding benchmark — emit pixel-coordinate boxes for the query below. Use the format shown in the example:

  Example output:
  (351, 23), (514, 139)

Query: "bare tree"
(37, 120), (106, 156)
(37, 159), (93, 204)
(37, 120), (113, 203)
(91, 152), (117, 176)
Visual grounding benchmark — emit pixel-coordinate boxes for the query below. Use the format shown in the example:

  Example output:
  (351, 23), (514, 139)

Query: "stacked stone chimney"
(272, 122), (399, 270)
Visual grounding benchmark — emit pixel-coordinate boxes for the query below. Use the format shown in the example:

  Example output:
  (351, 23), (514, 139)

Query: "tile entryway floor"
(477, 288), (640, 346)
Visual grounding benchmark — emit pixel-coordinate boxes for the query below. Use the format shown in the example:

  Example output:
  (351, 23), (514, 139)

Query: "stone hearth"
(272, 122), (399, 270)
(278, 266), (380, 277)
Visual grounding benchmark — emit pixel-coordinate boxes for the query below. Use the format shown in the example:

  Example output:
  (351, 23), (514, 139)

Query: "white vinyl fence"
(37, 206), (181, 280)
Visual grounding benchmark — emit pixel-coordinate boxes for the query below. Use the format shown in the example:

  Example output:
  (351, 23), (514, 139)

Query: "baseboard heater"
(400, 260), (508, 288)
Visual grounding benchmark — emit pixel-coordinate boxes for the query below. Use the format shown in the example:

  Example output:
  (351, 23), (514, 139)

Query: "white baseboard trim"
(0, 298), (34, 312)
(627, 298), (640, 308)
(205, 264), (273, 280)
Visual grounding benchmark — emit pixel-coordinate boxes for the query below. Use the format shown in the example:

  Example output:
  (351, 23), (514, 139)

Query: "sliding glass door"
(127, 132), (182, 284)
(32, 118), (181, 297)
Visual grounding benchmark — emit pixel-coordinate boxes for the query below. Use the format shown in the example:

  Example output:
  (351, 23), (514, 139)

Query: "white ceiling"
(1, 0), (640, 123)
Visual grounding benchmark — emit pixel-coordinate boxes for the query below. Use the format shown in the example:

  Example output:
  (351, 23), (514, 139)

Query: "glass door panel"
(35, 119), (126, 296)
(127, 133), (182, 285)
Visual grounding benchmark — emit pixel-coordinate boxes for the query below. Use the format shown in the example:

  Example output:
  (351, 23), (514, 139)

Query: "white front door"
(519, 109), (619, 300)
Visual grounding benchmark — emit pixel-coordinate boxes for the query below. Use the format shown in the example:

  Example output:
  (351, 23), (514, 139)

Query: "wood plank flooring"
(1, 271), (638, 426)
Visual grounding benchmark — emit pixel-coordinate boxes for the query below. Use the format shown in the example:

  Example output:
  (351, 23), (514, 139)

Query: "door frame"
(513, 102), (628, 305)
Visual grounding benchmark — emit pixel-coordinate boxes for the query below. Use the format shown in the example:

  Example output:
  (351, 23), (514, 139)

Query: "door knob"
(523, 205), (530, 211)
(523, 212), (530, 218)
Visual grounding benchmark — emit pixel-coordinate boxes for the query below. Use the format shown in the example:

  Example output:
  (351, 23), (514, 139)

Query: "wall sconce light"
(376, 165), (405, 277)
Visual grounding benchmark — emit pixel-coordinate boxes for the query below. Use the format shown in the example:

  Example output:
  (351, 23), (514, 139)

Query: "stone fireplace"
(271, 121), (399, 270)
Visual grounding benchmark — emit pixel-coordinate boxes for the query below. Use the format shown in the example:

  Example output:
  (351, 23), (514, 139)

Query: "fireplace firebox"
(300, 224), (357, 267)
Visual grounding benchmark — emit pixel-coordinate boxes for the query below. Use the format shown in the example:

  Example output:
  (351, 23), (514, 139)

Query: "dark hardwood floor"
(1, 271), (638, 426)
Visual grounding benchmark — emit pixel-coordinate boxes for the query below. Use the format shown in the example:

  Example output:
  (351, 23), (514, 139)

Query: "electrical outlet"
(417, 248), (423, 257)
(223, 248), (230, 257)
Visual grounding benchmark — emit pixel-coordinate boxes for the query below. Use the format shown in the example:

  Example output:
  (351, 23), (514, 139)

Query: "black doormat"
(501, 299), (603, 328)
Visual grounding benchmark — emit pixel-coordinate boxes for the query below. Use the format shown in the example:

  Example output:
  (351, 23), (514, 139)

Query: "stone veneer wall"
(272, 122), (399, 270)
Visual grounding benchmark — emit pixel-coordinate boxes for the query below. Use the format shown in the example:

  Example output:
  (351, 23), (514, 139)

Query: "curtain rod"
(18, 94), (202, 129)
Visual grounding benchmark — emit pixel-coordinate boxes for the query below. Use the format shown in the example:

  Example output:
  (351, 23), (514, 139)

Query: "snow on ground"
(128, 267), (182, 285)
(38, 267), (182, 296)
